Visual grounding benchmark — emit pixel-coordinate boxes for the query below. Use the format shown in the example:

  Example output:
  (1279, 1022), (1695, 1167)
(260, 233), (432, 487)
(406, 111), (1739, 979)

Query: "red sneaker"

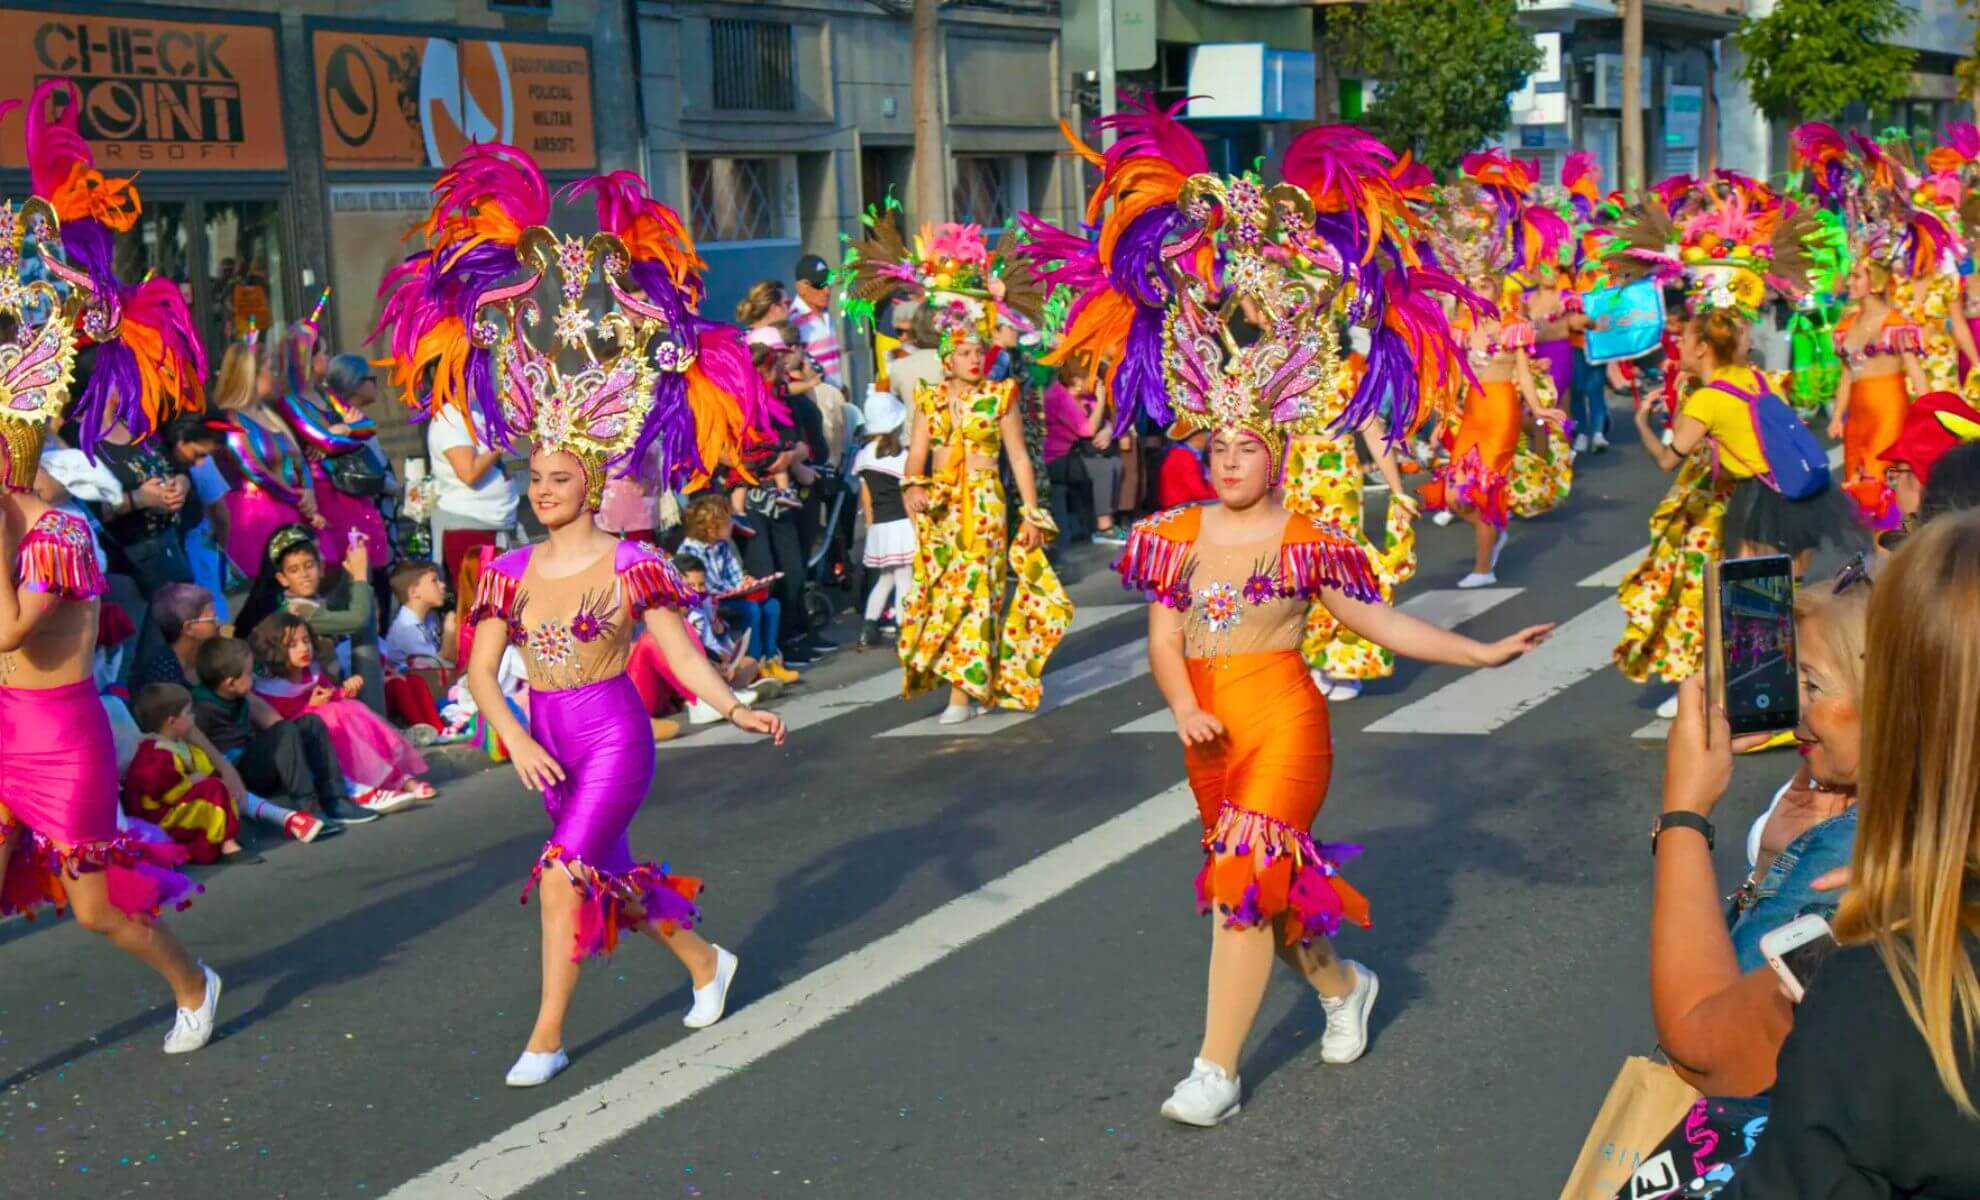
(285, 812), (327, 843)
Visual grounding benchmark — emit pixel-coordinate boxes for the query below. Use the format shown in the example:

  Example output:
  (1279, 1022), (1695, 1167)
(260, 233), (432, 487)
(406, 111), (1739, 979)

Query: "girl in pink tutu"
(379, 140), (787, 1087)
(0, 77), (222, 1053)
(248, 612), (434, 806)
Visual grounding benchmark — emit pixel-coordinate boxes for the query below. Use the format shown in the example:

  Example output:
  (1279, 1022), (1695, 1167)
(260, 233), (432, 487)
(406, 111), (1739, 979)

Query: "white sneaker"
(938, 703), (976, 726)
(1592, 432), (1611, 452)
(1159, 1057), (1241, 1127)
(1656, 693), (1680, 720)
(683, 945), (738, 1029)
(163, 963), (222, 1054)
(1489, 529), (1509, 571)
(1319, 961), (1379, 1064)
(1456, 571), (1497, 589)
(1572, 433), (1589, 454)
(1327, 679), (1363, 702)
(1431, 510), (1454, 527)
(687, 698), (725, 725)
(356, 787), (417, 814)
(504, 1047), (569, 1087)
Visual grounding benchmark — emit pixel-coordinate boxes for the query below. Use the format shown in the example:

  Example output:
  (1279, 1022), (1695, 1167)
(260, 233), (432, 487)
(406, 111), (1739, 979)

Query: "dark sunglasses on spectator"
(1832, 551), (1874, 595)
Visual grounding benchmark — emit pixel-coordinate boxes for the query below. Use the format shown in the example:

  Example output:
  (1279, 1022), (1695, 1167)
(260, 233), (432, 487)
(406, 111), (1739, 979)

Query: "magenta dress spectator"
(280, 387), (390, 566)
(218, 414), (310, 575)
(469, 538), (706, 958)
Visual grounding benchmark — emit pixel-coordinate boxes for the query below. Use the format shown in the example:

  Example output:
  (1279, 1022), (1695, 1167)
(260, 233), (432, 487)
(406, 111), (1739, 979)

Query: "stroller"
(800, 463), (862, 632)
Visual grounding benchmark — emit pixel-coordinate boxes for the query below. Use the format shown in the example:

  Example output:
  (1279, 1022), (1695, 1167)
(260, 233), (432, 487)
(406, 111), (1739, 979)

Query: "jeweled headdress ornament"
(375, 144), (782, 510)
(0, 80), (207, 491)
(1019, 102), (1479, 475)
(1791, 123), (1961, 284)
(838, 198), (1045, 355)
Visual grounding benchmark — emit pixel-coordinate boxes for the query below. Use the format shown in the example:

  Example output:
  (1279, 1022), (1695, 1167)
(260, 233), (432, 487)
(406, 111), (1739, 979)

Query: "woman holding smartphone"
(1717, 512), (1980, 1197)
(1648, 569), (1868, 1098)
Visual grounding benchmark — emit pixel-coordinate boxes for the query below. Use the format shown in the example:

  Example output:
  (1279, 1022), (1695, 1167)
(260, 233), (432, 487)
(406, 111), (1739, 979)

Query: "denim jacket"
(1727, 806), (1858, 974)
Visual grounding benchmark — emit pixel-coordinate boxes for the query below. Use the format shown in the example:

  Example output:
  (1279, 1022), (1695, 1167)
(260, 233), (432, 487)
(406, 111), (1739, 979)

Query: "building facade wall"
(640, 0), (1077, 392)
(2, 0), (639, 470)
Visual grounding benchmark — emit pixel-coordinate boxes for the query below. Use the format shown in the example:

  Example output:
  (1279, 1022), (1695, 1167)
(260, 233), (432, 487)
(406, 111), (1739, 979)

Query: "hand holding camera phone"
(1761, 912), (1839, 1003)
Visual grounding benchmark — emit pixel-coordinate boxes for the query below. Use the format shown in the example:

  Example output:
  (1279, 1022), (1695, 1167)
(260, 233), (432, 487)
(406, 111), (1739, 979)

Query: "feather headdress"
(838, 193), (1045, 356)
(373, 143), (779, 510)
(0, 79), (204, 490)
(1020, 104), (1477, 473)
(1598, 174), (1819, 318)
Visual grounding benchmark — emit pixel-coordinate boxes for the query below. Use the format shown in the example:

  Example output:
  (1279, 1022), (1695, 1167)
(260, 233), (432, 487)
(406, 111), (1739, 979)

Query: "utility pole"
(911, 0), (946, 224)
(1098, 0), (1118, 149)
(1621, 0), (1646, 191)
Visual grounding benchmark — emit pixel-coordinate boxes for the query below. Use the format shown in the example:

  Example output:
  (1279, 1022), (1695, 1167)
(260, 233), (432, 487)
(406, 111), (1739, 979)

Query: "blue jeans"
(719, 596), (782, 661)
(1569, 348), (1610, 441)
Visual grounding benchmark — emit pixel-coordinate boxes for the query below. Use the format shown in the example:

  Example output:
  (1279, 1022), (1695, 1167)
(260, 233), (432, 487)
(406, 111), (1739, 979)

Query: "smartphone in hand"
(1705, 555), (1799, 737)
(1761, 913), (1839, 1003)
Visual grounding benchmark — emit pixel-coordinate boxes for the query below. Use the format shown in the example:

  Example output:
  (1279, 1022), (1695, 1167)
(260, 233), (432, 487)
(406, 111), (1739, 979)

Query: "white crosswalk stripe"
(1362, 598), (1624, 735)
(672, 603), (1141, 747)
(1113, 587), (1525, 735)
(880, 640), (1148, 738)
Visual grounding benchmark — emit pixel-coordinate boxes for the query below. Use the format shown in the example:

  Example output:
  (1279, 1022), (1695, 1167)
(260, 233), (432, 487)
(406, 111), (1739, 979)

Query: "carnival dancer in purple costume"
(377, 143), (787, 1087)
(0, 80), (223, 1053)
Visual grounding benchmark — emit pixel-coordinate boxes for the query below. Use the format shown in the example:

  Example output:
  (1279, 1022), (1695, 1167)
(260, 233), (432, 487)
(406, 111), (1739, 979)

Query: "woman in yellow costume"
(1601, 174), (1844, 714)
(1417, 155), (1572, 588)
(841, 210), (1069, 725)
(1024, 105), (1552, 1125)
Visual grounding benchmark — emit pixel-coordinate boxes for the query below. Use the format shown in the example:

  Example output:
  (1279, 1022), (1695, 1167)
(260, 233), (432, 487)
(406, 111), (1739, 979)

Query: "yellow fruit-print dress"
(1614, 449), (1738, 685)
(1508, 373), (1575, 518)
(1281, 431), (1417, 680)
(898, 379), (1073, 708)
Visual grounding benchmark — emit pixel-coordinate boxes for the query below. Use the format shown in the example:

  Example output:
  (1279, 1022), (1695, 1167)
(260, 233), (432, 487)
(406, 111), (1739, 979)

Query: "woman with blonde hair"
(211, 325), (322, 575)
(1718, 511), (1980, 1197)
(733, 280), (791, 330)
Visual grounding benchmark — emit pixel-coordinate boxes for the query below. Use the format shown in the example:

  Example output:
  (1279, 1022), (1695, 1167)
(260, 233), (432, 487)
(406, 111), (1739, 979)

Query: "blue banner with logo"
(1583, 279), (1666, 365)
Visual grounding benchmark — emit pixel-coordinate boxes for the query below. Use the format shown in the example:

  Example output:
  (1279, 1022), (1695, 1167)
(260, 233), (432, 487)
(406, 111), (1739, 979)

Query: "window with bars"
(711, 19), (797, 112)
(952, 156), (1016, 229)
(688, 157), (784, 243)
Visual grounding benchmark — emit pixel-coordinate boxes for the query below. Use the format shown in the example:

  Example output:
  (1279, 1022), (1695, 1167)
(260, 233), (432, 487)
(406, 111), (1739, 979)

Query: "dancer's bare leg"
(1196, 920), (1276, 1076)
(1274, 922), (1354, 999)
(642, 921), (718, 987)
(58, 861), (205, 1009)
(1464, 507), (1497, 574)
(526, 867), (583, 1053)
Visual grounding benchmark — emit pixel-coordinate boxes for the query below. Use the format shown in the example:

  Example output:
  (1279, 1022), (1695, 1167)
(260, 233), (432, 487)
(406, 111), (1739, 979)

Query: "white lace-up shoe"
(1319, 961), (1379, 1064)
(683, 946), (738, 1029)
(162, 963), (222, 1054)
(1159, 1057), (1241, 1127)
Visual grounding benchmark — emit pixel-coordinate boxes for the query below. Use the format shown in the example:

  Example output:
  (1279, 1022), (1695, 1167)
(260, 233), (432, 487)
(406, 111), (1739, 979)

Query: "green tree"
(1734, 0), (1916, 120)
(1324, 0), (1542, 172)
(1956, 0), (1980, 101)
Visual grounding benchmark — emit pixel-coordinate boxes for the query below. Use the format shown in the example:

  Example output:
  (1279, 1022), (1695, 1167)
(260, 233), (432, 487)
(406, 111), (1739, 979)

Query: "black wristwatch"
(1651, 811), (1715, 855)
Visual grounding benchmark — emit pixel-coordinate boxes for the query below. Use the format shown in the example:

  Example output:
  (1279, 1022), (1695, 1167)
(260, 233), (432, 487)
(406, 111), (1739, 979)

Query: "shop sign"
(314, 29), (596, 172)
(0, 10), (286, 170)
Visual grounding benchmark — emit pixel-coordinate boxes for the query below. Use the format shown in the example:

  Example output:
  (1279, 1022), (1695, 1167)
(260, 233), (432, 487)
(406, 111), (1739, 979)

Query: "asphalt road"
(0, 429), (1809, 1200)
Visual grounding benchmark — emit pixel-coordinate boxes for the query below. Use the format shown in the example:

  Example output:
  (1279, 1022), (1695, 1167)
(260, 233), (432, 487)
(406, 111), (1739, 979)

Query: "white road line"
(1633, 719), (1670, 741)
(879, 639), (1149, 738)
(383, 783), (1197, 1200)
(1578, 444), (1846, 590)
(1113, 587), (1524, 735)
(1363, 598), (1624, 735)
(676, 603), (1141, 747)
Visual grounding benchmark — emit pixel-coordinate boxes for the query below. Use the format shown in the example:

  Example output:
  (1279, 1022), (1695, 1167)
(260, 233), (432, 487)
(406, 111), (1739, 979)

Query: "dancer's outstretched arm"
(1146, 601), (1222, 746)
(1320, 586), (1552, 669)
(643, 607), (786, 744)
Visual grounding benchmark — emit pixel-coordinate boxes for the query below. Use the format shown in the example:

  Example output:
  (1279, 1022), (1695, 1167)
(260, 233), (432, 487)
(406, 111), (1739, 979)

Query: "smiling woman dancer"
(1030, 106), (1553, 1126)
(376, 143), (786, 1087)
(0, 81), (222, 1053)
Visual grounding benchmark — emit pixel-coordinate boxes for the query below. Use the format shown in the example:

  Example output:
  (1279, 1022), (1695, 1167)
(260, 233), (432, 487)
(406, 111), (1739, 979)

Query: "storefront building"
(0, 0), (638, 467)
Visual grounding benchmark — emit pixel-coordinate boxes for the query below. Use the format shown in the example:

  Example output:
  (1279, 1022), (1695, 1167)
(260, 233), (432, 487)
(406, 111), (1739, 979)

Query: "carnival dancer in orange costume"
(1417, 154), (1571, 586)
(0, 80), (224, 1054)
(376, 143), (787, 1087)
(1026, 105), (1554, 1126)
